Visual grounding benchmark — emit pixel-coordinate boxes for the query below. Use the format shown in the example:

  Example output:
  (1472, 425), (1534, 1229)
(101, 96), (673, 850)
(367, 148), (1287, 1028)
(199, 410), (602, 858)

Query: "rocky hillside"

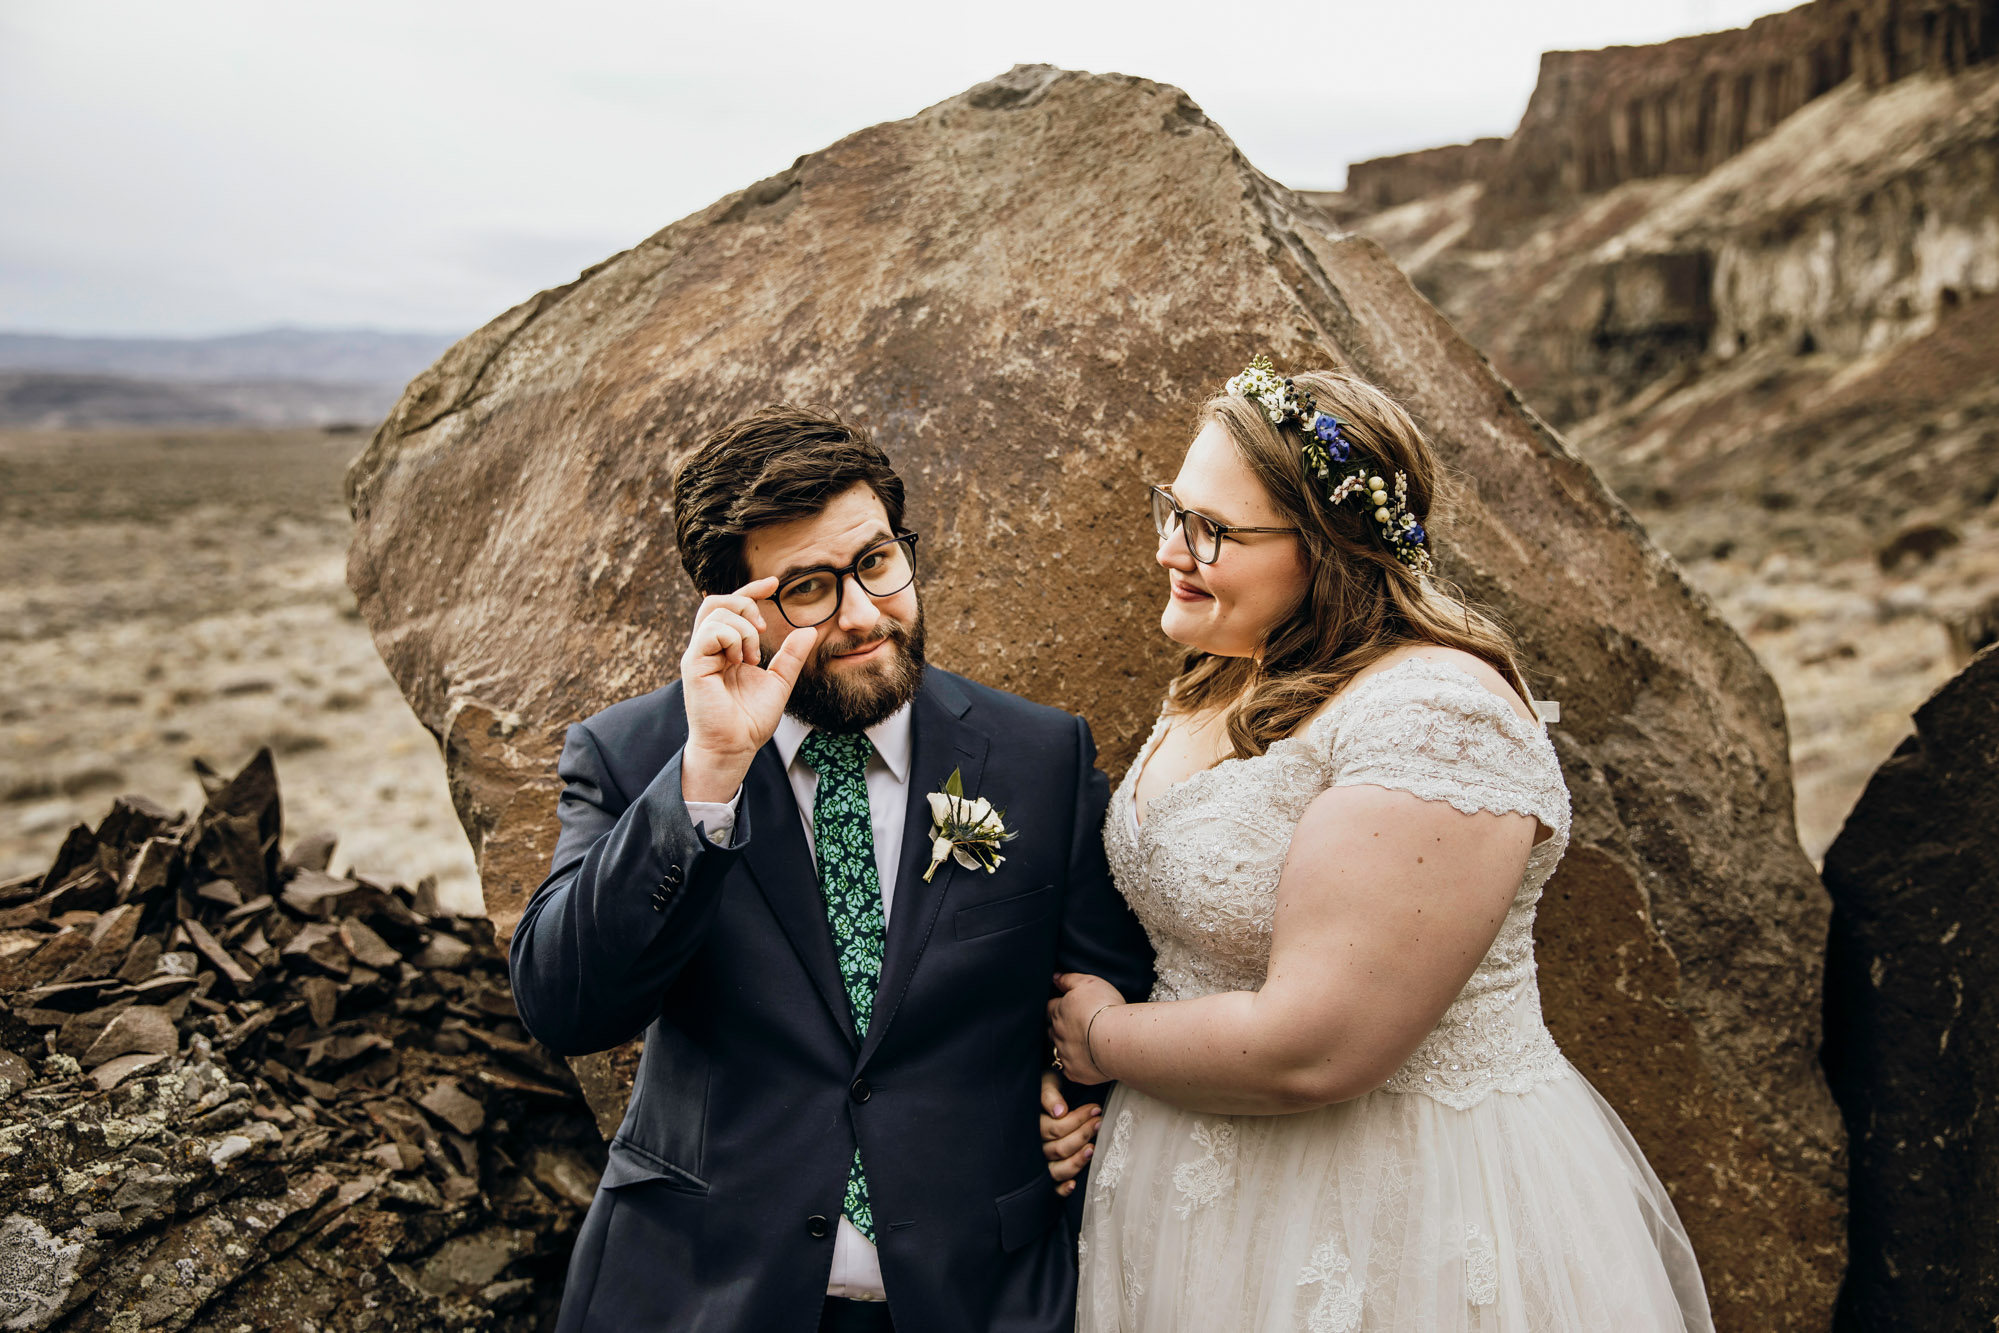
(1316, 0), (1999, 857)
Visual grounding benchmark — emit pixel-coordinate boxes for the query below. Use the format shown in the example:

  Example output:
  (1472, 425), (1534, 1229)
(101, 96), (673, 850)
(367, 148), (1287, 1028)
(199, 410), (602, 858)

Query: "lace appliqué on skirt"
(1171, 1118), (1237, 1217)
(1297, 1236), (1363, 1333)
(1096, 1109), (1134, 1192)
(1465, 1221), (1498, 1307)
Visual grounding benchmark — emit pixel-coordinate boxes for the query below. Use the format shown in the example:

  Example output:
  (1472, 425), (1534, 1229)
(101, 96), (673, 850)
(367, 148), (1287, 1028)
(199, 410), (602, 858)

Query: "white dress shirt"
(682, 702), (914, 1302)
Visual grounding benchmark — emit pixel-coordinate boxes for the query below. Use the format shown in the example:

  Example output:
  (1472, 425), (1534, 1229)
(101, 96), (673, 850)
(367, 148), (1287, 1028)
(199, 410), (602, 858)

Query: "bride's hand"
(1048, 972), (1125, 1086)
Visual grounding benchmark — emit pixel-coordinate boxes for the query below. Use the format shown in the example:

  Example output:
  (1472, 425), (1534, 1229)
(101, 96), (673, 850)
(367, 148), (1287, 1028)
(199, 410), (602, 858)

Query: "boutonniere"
(923, 768), (1017, 882)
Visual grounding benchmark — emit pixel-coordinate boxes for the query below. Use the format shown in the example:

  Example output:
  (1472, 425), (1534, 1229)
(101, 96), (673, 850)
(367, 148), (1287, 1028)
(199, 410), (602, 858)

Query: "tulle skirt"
(1076, 1064), (1713, 1332)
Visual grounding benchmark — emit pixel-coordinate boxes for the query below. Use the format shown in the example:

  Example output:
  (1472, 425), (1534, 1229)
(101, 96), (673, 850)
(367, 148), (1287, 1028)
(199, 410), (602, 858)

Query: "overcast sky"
(1, 0), (1794, 339)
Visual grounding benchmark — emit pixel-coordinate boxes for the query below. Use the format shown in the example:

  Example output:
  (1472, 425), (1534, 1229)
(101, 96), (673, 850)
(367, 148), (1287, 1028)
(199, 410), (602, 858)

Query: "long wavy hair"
(1167, 370), (1528, 758)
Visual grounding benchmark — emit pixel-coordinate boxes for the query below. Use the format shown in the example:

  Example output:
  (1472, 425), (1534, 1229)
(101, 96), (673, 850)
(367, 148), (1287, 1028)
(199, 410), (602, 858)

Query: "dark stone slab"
(1824, 644), (1999, 1330)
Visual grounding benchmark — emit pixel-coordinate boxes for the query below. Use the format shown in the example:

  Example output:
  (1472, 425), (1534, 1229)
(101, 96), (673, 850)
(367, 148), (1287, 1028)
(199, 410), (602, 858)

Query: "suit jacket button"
(807, 1214), (830, 1238)
(649, 891), (668, 912)
(663, 864), (685, 887)
(850, 1078), (871, 1103)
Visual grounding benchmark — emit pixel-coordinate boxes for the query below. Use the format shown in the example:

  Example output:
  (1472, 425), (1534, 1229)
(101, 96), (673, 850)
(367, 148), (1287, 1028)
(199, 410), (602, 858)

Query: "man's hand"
(1039, 1069), (1102, 1197)
(680, 577), (816, 803)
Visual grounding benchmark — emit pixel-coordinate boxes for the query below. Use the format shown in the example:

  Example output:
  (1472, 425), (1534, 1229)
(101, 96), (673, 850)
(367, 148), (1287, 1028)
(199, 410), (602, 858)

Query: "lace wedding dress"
(1076, 658), (1713, 1332)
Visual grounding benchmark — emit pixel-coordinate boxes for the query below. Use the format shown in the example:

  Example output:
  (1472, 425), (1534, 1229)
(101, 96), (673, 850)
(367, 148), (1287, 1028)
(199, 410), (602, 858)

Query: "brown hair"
(672, 404), (907, 594)
(1169, 370), (1528, 758)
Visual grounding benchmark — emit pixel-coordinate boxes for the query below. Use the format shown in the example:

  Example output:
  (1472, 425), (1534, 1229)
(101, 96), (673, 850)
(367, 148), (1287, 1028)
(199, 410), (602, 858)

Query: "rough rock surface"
(0, 752), (601, 1329)
(1822, 645), (1999, 1330)
(347, 65), (1842, 1328)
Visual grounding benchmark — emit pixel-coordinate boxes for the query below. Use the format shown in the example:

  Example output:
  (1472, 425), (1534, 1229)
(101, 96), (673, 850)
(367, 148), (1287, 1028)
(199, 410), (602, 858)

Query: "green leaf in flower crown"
(944, 767), (964, 799)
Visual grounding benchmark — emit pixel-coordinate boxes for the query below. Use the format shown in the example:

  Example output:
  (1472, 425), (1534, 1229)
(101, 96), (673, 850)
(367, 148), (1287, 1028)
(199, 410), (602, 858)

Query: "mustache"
(813, 621), (908, 664)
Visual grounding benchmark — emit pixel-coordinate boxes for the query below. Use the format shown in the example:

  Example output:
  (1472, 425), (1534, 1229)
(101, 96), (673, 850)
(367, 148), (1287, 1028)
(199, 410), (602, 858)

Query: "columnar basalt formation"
(348, 66), (1844, 1328)
(1822, 646), (1999, 1332)
(1353, 0), (1997, 247)
(1472, 66), (1999, 428)
(1477, 0), (1998, 234)
(1337, 41), (1999, 571)
(1344, 139), (1505, 211)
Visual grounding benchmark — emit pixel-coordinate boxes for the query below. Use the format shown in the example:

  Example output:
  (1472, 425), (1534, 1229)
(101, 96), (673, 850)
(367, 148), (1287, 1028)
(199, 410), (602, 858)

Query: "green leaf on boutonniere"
(944, 767), (964, 799)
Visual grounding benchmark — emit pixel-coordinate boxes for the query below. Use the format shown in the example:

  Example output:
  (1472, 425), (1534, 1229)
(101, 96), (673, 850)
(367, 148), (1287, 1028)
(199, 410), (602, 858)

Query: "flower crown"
(1222, 355), (1432, 572)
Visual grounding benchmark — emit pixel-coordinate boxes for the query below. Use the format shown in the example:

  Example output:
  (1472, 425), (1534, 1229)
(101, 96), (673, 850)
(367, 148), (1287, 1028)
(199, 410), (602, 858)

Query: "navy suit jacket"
(510, 668), (1154, 1333)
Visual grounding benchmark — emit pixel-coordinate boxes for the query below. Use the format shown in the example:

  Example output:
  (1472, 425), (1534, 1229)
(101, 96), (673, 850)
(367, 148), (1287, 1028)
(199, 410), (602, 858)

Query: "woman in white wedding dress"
(1046, 361), (1712, 1332)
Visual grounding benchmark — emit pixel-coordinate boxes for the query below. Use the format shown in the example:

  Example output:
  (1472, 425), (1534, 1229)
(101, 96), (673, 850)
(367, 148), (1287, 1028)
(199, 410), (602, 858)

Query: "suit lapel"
(737, 743), (857, 1044)
(861, 673), (986, 1066)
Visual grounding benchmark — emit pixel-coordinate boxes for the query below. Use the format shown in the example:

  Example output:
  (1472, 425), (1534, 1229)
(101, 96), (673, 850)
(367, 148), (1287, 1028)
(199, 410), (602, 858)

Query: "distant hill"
(0, 327), (457, 428)
(0, 373), (403, 429)
(0, 327), (457, 387)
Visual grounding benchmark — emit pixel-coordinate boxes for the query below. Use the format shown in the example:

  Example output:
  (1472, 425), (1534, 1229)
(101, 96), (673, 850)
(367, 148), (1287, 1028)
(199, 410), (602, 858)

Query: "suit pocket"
(955, 884), (1056, 941)
(994, 1171), (1063, 1253)
(602, 1137), (709, 1195)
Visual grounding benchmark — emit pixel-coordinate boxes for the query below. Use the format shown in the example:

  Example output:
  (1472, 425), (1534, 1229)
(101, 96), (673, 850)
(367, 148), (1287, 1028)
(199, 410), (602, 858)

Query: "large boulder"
(346, 65), (1843, 1328)
(1823, 644), (1999, 1330)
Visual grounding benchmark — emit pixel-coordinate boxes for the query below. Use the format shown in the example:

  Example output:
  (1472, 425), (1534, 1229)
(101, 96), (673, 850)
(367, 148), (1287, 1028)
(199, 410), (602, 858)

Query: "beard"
(784, 603), (927, 734)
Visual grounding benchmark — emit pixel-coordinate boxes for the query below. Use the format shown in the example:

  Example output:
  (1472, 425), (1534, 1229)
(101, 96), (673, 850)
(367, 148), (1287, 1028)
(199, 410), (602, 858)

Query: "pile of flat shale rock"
(0, 749), (602, 1332)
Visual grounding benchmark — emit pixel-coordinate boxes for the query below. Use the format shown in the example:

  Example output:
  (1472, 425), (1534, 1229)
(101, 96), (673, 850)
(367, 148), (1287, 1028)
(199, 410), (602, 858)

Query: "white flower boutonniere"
(923, 767), (1017, 883)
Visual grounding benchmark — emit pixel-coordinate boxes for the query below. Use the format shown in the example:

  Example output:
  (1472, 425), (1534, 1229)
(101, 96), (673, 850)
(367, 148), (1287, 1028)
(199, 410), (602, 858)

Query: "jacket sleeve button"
(663, 864), (685, 887)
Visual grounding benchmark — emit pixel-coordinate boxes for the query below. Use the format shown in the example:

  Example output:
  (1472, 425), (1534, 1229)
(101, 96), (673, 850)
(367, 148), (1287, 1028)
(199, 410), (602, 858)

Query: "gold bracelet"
(1084, 1002), (1117, 1073)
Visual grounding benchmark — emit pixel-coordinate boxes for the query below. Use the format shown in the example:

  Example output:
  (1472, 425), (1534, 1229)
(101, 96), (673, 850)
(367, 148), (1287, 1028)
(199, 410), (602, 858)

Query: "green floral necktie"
(799, 729), (886, 1244)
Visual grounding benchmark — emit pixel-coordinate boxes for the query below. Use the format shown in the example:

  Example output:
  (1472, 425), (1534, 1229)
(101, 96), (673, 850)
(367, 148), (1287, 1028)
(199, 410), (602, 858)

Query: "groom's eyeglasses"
(1149, 485), (1298, 565)
(771, 533), (920, 628)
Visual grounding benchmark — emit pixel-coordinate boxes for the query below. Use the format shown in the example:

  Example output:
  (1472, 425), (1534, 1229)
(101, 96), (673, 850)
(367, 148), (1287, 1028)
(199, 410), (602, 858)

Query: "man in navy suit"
(509, 405), (1154, 1333)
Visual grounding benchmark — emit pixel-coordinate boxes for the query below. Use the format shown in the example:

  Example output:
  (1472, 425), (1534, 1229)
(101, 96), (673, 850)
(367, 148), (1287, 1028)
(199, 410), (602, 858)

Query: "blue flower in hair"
(1311, 413), (1352, 461)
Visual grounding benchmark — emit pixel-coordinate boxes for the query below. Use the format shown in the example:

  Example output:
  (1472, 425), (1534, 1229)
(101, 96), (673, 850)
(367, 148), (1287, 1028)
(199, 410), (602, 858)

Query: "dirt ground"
(0, 426), (481, 911)
(0, 426), (1977, 907)
(1678, 541), (1987, 861)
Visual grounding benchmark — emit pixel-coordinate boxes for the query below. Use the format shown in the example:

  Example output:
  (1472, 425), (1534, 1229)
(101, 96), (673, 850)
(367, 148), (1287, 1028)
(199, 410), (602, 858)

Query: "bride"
(1045, 360), (1713, 1332)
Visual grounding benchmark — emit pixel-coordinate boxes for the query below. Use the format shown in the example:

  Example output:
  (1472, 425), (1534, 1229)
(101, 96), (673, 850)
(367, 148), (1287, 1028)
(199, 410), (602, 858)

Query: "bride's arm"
(1048, 781), (1537, 1115)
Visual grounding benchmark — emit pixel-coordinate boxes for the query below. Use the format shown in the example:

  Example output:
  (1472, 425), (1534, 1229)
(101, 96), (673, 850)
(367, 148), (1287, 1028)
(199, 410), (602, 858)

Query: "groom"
(509, 405), (1153, 1333)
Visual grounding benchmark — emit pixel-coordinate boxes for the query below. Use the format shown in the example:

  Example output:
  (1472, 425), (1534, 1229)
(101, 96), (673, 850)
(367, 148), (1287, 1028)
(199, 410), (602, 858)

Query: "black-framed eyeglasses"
(770, 533), (920, 628)
(1149, 485), (1297, 565)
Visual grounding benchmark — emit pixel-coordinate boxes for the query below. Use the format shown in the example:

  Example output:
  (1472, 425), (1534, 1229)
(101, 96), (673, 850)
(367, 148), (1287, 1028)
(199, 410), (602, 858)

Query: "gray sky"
(1, 0), (1794, 338)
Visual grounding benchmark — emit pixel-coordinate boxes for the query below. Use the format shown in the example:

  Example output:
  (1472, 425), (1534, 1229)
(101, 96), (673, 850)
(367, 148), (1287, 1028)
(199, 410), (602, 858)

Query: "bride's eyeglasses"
(1149, 485), (1298, 565)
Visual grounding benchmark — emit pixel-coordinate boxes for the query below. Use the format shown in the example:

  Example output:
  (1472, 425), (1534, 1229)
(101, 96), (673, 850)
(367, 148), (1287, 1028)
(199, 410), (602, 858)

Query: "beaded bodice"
(1106, 657), (1574, 1110)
